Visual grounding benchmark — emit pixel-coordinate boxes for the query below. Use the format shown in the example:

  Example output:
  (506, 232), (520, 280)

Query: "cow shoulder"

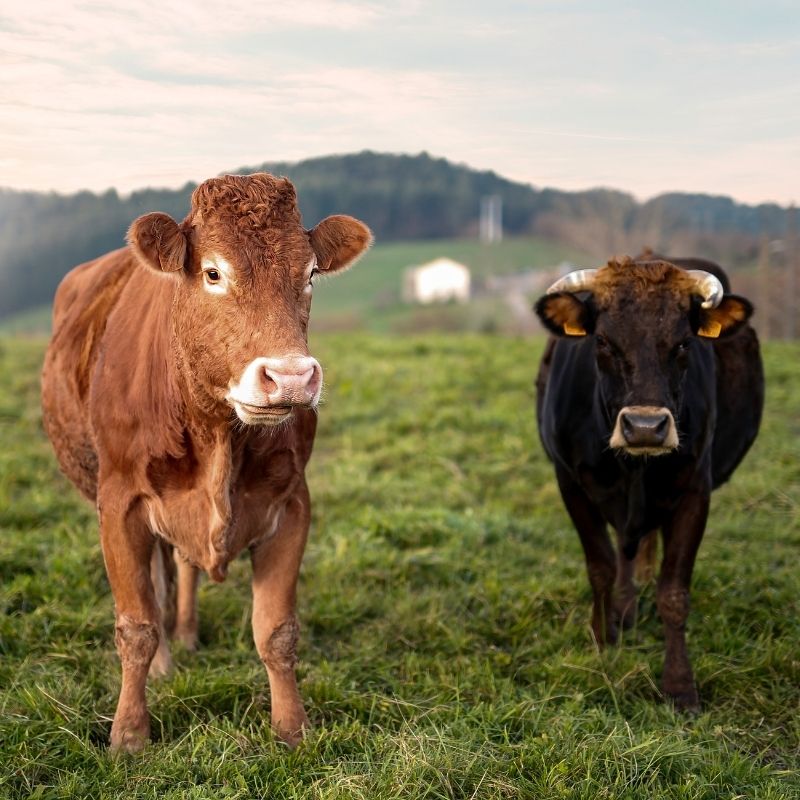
(89, 265), (186, 467)
(49, 248), (137, 401)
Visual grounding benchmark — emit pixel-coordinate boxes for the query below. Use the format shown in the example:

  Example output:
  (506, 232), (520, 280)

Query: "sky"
(1, 1), (798, 204)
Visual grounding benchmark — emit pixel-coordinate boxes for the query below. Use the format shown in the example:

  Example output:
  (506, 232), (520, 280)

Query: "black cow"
(534, 256), (763, 709)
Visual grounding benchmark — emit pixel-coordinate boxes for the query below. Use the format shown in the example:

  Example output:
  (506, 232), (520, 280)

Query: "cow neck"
(170, 307), (231, 427)
(155, 382), (236, 582)
(158, 315), (237, 581)
(619, 468), (649, 558)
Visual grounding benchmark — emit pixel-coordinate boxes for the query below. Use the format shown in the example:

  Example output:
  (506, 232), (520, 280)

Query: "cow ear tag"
(698, 319), (721, 338)
(564, 322), (586, 336)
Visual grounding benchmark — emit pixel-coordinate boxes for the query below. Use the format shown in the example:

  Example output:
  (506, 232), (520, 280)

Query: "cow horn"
(686, 270), (724, 309)
(546, 268), (599, 295)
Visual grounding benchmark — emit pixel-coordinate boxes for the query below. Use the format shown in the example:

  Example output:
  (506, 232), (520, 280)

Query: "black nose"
(620, 411), (671, 447)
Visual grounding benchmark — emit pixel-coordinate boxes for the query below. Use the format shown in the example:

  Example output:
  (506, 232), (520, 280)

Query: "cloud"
(0, 23), (481, 193)
(0, 1), (798, 204)
(4, 0), (382, 42)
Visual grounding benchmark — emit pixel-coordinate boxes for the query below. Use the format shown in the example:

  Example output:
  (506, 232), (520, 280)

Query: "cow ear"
(128, 212), (188, 274)
(308, 215), (373, 274)
(697, 295), (753, 338)
(535, 292), (591, 337)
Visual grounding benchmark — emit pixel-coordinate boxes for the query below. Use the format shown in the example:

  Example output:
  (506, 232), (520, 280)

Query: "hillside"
(0, 151), (793, 320)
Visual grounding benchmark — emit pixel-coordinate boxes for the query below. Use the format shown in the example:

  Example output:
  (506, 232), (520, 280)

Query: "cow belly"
(41, 351), (99, 501)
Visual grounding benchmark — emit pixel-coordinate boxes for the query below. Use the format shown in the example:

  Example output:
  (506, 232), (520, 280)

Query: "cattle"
(41, 173), (372, 752)
(534, 256), (763, 709)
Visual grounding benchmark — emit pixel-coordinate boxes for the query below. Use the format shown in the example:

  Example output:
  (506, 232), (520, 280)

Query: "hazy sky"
(1, 1), (798, 203)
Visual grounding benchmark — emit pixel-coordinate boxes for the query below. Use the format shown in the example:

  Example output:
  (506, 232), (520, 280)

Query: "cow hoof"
(591, 621), (619, 648)
(174, 627), (198, 652)
(614, 596), (638, 631)
(148, 645), (173, 679)
(664, 686), (700, 713)
(110, 723), (150, 754)
(592, 613), (619, 650)
(606, 625), (619, 646)
(273, 712), (310, 749)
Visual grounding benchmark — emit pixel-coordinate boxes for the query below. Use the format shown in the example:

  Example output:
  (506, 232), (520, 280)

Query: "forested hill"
(0, 150), (792, 319)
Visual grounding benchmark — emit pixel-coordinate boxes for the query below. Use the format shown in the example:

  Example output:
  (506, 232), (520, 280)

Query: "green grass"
(1, 334), (799, 799)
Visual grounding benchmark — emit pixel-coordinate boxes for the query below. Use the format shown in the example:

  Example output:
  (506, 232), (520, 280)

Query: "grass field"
(1, 334), (799, 799)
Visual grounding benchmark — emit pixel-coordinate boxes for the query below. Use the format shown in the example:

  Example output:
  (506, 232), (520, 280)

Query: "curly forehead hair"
(592, 256), (698, 308)
(190, 173), (303, 247)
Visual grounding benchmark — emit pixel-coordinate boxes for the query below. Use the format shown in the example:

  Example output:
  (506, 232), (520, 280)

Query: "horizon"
(2, 1), (798, 205)
(0, 149), (795, 210)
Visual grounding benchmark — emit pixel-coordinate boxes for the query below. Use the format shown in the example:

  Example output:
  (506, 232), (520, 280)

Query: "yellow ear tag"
(699, 319), (722, 338)
(564, 322), (586, 336)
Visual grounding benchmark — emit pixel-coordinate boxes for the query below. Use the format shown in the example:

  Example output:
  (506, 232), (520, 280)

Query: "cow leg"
(99, 495), (161, 753)
(250, 486), (310, 747)
(173, 551), (200, 651)
(658, 490), (709, 711)
(556, 470), (618, 646)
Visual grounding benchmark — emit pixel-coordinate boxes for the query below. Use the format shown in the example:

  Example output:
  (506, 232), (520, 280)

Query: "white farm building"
(402, 257), (471, 304)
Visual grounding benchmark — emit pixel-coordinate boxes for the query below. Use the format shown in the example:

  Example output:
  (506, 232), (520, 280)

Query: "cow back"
(42, 248), (138, 500)
(711, 325), (764, 488)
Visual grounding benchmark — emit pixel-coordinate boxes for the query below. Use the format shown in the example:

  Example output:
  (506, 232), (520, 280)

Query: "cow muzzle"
(609, 405), (678, 456)
(227, 356), (322, 426)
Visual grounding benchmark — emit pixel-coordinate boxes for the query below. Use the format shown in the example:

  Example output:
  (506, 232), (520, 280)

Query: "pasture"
(0, 333), (798, 799)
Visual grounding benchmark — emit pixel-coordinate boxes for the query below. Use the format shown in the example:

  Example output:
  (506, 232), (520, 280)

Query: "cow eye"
(595, 334), (609, 349)
(205, 269), (220, 283)
(309, 267), (319, 285)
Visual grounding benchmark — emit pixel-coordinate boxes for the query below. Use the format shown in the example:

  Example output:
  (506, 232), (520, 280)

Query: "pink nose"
(261, 361), (321, 405)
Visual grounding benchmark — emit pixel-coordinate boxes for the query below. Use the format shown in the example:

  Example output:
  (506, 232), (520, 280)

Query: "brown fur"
(591, 257), (699, 309)
(309, 214), (374, 272)
(539, 256), (752, 342)
(261, 617), (300, 672)
(539, 294), (588, 335)
(128, 213), (188, 273)
(41, 172), (371, 752)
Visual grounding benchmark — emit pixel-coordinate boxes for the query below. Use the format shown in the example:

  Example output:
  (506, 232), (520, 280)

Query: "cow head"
(535, 257), (752, 456)
(127, 173), (372, 426)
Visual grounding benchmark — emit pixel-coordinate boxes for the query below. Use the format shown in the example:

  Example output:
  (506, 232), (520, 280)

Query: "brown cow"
(41, 173), (372, 752)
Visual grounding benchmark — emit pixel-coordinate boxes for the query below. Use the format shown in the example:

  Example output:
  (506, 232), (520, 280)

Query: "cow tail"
(150, 536), (177, 637)
(633, 530), (658, 585)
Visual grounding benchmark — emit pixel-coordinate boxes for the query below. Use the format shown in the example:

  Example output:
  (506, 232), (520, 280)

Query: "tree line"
(0, 150), (792, 319)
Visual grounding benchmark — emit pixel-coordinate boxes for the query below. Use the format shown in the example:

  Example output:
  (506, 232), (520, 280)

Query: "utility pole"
(757, 233), (771, 341)
(480, 195), (503, 244)
(787, 205), (798, 340)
